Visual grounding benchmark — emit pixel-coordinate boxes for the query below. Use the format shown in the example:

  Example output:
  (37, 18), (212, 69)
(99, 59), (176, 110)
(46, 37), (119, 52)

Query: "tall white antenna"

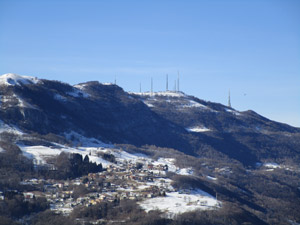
(166, 74), (168, 91)
(139, 82), (141, 93)
(174, 80), (177, 92)
(177, 71), (180, 92)
(151, 77), (153, 96)
(114, 76), (116, 85)
(228, 89), (231, 108)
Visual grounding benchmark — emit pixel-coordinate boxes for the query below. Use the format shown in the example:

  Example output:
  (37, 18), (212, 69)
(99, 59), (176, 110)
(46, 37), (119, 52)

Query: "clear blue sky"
(1, 0), (299, 127)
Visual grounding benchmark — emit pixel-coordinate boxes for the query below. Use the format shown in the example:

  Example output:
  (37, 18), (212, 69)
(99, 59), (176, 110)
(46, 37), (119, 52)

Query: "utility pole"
(166, 74), (168, 91)
(228, 90), (231, 108)
(177, 71), (180, 92)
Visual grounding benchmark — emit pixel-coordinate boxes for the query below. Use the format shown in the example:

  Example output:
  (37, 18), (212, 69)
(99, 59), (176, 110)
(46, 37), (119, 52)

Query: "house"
(23, 192), (35, 200)
(148, 164), (154, 170)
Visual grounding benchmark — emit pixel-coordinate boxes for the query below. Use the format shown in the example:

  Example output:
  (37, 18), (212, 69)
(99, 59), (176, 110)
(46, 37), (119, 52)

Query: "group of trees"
(97, 152), (116, 163)
(44, 152), (103, 179)
(0, 141), (34, 191)
(0, 193), (48, 219)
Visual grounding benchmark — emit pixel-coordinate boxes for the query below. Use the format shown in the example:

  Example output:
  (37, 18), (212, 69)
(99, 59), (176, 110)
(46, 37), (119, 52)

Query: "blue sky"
(0, 0), (299, 127)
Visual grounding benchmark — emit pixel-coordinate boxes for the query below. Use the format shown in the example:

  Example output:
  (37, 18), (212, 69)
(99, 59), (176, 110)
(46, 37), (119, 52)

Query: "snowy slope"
(19, 145), (113, 167)
(0, 73), (39, 86)
(132, 91), (212, 111)
(0, 120), (24, 135)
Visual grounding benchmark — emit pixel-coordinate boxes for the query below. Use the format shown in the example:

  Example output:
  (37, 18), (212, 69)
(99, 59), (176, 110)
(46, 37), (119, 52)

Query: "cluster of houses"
(12, 158), (174, 215)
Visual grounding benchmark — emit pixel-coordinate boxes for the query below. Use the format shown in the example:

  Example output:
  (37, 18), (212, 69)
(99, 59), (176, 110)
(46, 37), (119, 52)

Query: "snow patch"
(132, 91), (214, 112)
(181, 100), (208, 109)
(1, 94), (37, 109)
(102, 82), (114, 85)
(0, 73), (39, 86)
(132, 91), (186, 98)
(178, 168), (194, 176)
(206, 176), (217, 181)
(74, 83), (87, 90)
(186, 126), (210, 132)
(64, 131), (112, 148)
(263, 162), (280, 169)
(67, 88), (89, 98)
(153, 158), (194, 175)
(144, 102), (154, 107)
(53, 94), (67, 102)
(108, 148), (150, 163)
(226, 108), (241, 116)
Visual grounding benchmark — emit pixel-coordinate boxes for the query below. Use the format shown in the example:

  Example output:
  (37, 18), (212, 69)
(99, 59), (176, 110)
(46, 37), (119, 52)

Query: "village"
(19, 156), (175, 215)
(6, 145), (220, 220)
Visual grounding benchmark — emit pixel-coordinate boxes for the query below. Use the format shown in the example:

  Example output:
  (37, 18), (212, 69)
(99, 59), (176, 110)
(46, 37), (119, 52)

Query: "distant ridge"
(0, 73), (299, 166)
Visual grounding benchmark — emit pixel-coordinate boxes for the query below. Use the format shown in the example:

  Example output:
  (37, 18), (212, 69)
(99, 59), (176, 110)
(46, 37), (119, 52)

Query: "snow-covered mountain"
(1, 73), (300, 224)
(0, 73), (300, 166)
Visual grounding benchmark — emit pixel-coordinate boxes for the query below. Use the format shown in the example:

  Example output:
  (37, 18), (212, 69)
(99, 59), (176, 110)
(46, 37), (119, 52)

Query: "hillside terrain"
(0, 73), (300, 225)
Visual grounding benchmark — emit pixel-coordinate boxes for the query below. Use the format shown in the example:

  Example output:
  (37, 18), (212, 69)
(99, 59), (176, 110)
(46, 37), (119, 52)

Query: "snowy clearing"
(139, 189), (220, 217)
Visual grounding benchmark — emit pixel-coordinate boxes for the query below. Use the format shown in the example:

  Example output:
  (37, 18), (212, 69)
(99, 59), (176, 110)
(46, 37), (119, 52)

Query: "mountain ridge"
(0, 73), (300, 166)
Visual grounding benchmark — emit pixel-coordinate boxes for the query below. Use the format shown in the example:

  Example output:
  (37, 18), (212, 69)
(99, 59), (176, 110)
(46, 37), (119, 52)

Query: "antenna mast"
(166, 74), (168, 91)
(174, 80), (176, 92)
(228, 90), (231, 108)
(139, 82), (141, 93)
(177, 71), (180, 92)
(151, 77), (153, 96)
(114, 75), (116, 85)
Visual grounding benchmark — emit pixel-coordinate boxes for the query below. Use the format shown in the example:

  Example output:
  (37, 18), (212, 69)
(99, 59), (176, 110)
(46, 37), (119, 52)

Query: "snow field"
(138, 189), (220, 217)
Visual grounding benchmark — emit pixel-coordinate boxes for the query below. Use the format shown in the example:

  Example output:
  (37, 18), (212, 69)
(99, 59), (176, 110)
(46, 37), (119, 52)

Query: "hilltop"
(0, 73), (300, 225)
